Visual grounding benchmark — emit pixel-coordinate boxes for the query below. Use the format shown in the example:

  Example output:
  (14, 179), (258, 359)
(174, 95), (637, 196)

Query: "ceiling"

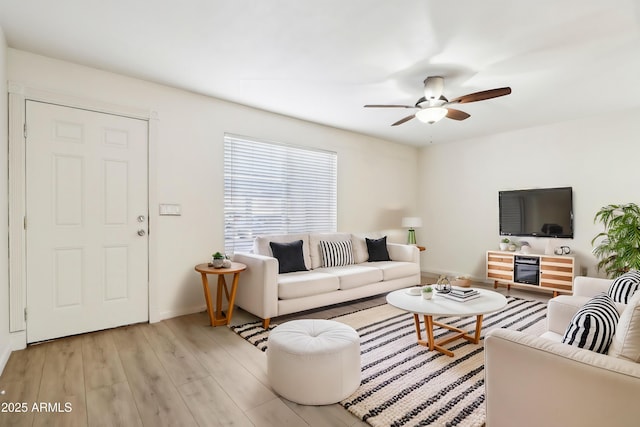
(1, 0), (639, 146)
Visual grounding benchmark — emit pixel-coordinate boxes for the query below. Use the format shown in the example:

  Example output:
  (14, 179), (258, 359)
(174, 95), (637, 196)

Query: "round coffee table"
(386, 288), (507, 357)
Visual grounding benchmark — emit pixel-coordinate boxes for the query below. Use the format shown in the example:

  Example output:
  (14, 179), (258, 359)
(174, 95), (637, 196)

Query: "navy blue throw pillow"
(270, 240), (308, 274)
(366, 236), (391, 262)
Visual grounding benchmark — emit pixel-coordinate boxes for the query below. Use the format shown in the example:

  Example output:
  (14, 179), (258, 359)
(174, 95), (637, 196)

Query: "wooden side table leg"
(216, 275), (225, 323)
(200, 273), (215, 326)
(473, 315), (484, 344)
(225, 272), (241, 325)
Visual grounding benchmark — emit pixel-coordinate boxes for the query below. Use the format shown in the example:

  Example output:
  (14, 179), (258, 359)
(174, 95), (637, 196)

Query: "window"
(224, 134), (337, 253)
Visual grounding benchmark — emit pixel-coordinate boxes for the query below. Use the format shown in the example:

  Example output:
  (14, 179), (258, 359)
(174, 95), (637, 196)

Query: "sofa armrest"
(485, 329), (640, 427)
(232, 252), (279, 322)
(546, 295), (591, 335)
(387, 243), (420, 264)
(573, 276), (612, 297)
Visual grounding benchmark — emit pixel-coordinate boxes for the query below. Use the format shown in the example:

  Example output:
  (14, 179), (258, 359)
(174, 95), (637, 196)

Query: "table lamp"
(401, 217), (422, 245)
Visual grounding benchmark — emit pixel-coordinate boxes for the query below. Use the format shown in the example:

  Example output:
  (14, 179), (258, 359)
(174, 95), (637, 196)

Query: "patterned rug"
(231, 296), (547, 427)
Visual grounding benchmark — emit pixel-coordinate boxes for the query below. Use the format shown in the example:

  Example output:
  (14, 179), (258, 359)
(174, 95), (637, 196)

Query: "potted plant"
(591, 203), (640, 278)
(211, 252), (225, 268)
(421, 285), (433, 300)
(499, 238), (510, 251)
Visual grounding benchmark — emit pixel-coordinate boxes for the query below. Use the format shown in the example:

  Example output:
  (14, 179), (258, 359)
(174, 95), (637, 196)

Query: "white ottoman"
(267, 319), (361, 405)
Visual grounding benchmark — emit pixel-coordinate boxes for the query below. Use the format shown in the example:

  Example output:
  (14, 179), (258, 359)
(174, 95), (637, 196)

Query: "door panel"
(26, 101), (149, 343)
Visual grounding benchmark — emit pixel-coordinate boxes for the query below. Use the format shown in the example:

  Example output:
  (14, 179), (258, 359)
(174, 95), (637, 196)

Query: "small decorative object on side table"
(195, 261), (247, 327)
(210, 252), (225, 268)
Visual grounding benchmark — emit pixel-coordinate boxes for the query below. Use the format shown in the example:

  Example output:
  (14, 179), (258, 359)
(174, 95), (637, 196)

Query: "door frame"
(8, 82), (160, 350)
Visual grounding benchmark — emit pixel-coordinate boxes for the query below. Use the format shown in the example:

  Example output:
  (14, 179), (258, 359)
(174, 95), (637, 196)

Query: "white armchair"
(485, 276), (640, 427)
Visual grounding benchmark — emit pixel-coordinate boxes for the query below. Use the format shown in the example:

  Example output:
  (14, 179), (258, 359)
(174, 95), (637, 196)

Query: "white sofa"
(485, 276), (640, 427)
(232, 232), (421, 328)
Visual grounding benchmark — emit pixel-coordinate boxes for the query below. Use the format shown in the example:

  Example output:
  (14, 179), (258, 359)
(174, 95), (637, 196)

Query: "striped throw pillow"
(562, 293), (619, 354)
(319, 240), (354, 267)
(608, 270), (640, 304)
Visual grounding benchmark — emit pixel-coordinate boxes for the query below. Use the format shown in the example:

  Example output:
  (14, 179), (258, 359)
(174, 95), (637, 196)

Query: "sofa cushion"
(608, 289), (640, 362)
(270, 240), (308, 274)
(254, 233), (311, 270)
(562, 293), (619, 354)
(364, 261), (419, 281)
(366, 236), (391, 262)
(319, 240), (354, 267)
(316, 264), (383, 290)
(608, 270), (640, 304)
(309, 232), (352, 269)
(277, 271), (340, 300)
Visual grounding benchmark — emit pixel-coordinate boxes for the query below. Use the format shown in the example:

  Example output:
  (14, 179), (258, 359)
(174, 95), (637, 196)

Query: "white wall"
(418, 109), (640, 281)
(7, 49), (419, 321)
(0, 27), (10, 371)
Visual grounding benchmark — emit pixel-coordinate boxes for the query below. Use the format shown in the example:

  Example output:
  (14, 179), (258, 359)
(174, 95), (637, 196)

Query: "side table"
(194, 262), (247, 326)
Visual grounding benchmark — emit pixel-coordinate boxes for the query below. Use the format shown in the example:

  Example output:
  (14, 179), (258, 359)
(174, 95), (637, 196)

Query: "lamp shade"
(415, 107), (447, 124)
(402, 217), (423, 228)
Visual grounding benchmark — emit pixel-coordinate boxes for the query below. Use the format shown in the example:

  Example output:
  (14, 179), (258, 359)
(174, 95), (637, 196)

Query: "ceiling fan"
(364, 76), (511, 126)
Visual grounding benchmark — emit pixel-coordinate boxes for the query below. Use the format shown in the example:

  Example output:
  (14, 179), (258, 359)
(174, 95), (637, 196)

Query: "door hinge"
(23, 217), (27, 230)
(23, 123), (27, 139)
(24, 308), (27, 321)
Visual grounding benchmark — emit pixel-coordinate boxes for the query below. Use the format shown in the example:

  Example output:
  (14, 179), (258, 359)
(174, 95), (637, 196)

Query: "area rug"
(231, 296), (547, 427)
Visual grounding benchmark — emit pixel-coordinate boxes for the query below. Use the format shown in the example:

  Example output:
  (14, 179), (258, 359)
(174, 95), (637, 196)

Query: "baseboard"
(157, 304), (207, 322)
(0, 343), (12, 376)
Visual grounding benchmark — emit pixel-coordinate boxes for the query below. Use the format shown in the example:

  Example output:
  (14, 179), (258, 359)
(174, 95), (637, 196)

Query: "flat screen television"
(499, 187), (573, 238)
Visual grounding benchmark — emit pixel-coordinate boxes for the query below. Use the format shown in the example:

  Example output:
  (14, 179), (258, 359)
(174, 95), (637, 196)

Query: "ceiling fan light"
(416, 107), (447, 124)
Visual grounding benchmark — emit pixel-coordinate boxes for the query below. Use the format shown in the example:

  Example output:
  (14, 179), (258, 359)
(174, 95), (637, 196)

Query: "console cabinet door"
(539, 256), (574, 292)
(487, 251), (514, 282)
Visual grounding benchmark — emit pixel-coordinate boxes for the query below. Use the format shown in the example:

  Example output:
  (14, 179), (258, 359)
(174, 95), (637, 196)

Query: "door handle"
(137, 215), (146, 223)
(137, 229), (146, 236)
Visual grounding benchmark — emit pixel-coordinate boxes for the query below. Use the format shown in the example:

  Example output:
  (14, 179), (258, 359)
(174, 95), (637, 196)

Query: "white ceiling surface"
(1, 0), (640, 146)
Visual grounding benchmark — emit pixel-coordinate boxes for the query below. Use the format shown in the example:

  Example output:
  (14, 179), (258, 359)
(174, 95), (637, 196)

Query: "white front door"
(25, 101), (149, 343)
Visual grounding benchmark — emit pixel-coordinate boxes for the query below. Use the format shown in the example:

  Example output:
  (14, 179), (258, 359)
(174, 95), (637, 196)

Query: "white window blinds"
(224, 134), (337, 253)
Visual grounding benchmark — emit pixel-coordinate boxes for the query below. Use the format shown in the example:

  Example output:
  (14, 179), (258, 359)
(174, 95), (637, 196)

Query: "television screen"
(499, 187), (573, 238)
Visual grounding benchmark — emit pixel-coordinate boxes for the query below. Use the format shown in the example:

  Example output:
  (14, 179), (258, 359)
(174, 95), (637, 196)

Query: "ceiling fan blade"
(449, 87), (512, 104)
(364, 104), (415, 108)
(446, 108), (470, 121)
(391, 114), (416, 126)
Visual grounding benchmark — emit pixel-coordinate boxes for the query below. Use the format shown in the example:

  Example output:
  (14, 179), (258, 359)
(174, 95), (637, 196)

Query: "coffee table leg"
(424, 315), (435, 351)
(413, 313), (422, 341)
(473, 315), (483, 344)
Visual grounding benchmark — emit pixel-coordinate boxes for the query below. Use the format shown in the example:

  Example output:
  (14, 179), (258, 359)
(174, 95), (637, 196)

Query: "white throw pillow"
(608, 290), (640, 362)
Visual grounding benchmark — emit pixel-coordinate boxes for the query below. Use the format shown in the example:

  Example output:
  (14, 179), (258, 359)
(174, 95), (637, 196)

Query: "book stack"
(441, 286), (481, 302)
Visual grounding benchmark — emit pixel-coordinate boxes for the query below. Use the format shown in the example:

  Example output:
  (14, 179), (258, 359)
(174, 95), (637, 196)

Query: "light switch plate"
(159, 204), (181, 216)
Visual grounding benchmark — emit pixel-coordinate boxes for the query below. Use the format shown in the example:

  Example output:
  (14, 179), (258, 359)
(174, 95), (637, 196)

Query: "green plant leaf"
(592, 203), (640, 278)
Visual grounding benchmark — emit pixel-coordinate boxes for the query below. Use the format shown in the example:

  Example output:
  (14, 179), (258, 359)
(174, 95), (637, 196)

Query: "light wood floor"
(0, 282), (549, 427)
